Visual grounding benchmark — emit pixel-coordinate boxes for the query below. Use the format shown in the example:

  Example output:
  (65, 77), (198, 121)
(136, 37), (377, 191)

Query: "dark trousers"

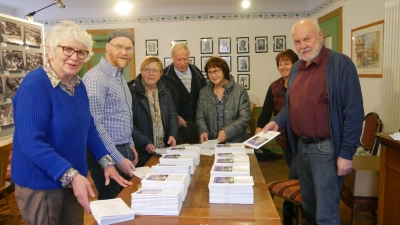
(177, 120), (199, 144)
(87, 144), (134, 200)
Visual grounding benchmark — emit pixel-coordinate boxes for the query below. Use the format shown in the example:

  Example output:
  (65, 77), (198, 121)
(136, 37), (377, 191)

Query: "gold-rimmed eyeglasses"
(58, 45), (89, 59)
(108, 42), (134, 53)
(207, 68), (221, 76)
(142, 68), (161, 74)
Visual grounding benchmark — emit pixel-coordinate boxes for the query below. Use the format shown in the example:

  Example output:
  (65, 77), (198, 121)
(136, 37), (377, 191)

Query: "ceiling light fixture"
(25, 0), (66, 20)
(115, 1), (133, 15)
(242, 0), (250, 8)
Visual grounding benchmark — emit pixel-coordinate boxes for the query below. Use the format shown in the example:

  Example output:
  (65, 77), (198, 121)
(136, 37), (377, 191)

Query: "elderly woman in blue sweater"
(11, 21), (131, 225)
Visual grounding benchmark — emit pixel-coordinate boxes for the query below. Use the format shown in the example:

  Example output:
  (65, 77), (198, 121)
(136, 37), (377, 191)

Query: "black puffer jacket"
(128, 74), (178, 166)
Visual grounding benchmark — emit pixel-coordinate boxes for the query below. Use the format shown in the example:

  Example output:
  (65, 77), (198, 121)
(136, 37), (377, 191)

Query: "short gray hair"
(46, 20), (93, 62)
(170, 43), (190, 57)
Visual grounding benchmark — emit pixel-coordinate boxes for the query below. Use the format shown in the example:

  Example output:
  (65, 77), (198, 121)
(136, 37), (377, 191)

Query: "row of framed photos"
(145, 36), (286, 56)
(0, 19), (42, 47)
(163, 55), (250, 72)
(0, 49), (43, 73)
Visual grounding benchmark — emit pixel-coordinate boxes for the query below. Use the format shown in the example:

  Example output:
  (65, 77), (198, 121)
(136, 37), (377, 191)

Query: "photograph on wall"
(273, 36), (286, 52)
(0, 104), (14, 127)
(145, 39), (158, 56)
(237, 37), (249, 54)
(171, 40), (187, 46)
(201, 56), (212, 72)
(237, 56), (250, 72)
(237, 74), (250, 90)
(220, 56), (231, 71)
(24, 26), (42, 47)
(164, 57), (173, 68)
(200, 37), (213, 54)
(218, 37), (231, 54)
(189, 57), (195, 65)
(0, 20), (23, 45)
(2, 50), (24, 71)
(255, 36), (268, 53)
(5, 77), (23, 98)
(26, 52), (43, 71)
(0, 78), (3, 98)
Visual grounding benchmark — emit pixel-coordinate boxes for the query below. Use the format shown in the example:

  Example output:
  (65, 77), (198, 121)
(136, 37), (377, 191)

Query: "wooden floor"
(0, 155), (377, 225)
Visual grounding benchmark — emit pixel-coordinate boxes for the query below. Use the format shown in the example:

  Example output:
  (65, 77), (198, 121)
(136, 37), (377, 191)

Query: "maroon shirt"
(289, 45), (331, 138)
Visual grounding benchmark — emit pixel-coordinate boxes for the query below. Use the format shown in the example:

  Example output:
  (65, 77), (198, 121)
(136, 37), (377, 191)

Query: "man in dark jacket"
(161, 43), (207, 144)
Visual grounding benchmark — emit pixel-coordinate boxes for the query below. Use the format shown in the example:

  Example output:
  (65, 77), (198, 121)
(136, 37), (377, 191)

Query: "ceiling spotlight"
(242, 0), (250, 8)
(115, 1), (133, 15)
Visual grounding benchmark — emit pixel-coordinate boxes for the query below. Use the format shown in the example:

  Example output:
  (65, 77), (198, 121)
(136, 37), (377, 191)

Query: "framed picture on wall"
(237, 37), (249, 54)
(171, 40), (187, 46)
(201, 56), (212, 72)
(273, 36), (286, 52)
(189, 57), (195, 65)
(2, 50), (24, 71)
(220, 56), (231, 71)
(255, 36), (268, 53)
(24, 25), (42, 47)
(200, 37), (213, 54)
(164, 57), (173, 68)
(0, 20), (23, 45)
(237, 74), (250, 90)
(26, 52), (43, 71)
(218, 37), (231, 54)
(237, 56), (250, 72)
(145, 39), (158, 56)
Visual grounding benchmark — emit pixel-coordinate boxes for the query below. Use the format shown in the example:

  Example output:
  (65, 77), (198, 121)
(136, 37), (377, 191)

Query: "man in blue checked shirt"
(83, 29), (138, 200)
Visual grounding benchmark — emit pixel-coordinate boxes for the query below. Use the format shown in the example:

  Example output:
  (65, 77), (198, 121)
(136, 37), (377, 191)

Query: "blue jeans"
(294, 139), (344, 225)
(87, 144), (134, 200)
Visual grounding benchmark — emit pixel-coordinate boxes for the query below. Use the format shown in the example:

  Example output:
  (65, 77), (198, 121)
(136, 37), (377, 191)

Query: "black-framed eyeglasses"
(108, 42), (134, 53)
(58, 45), (89, 59)
(207, 68), (221, 76)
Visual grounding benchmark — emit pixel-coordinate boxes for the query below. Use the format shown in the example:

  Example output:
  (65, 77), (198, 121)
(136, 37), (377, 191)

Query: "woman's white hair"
(46, 20), (93, 62)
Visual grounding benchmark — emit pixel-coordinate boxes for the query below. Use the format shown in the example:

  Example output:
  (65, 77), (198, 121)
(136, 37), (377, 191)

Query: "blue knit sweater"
(11, 67), (109, 190)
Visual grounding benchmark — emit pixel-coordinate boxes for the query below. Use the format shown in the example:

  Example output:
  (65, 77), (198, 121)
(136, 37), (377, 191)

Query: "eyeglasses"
(108, 42), (134, 53)
(142, 68), (161, 74)
(58, 45), (89, 59)
(207, 68), (221, 76)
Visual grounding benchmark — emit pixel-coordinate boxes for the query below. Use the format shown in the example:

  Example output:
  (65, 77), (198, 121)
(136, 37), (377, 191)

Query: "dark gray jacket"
(196, 76), (250, 142)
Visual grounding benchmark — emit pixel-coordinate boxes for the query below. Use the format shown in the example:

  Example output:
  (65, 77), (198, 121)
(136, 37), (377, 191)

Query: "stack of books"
(166, 146), (200, 165)
(141, 173), (190, 201)
(215, 151), (248, 158)
(215, 143), (246, 153)
(208, 176), (254, 204)
(214, 156), (250, 166)
(151, 164), (191, 183)
(90, 198), (135, 225)
(131, 188), (183, 216)
(159, 154), (197, 174)
(210, 165), (250, 177)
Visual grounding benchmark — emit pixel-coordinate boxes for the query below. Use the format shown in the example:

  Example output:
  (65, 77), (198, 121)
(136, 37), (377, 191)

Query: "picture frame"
(201, 56), (212, 72)
(0, 104), (14, 127)
(255, 36), (268, 53)
(26, 52), (43, 71)
(237, 74), (250, 90)
(351, 20), (384, 77)
(273, 35), (286, 52)
(5, 77), (23, 98)
(145, 39), (158, 56)
(237, 56), (250, 72)
(0, 20), (23, 45)
(2, 50), (24, 71)
(189, 57), (195, 65)
(171, 40), (187, 46)
(220, 56), (231, 71)
(218, 37), (231, 54)
(164, 57), (173, 68)
(200, 37), (213, 54)
(24, 25), (42, 47)
(237, 37), (249, 54)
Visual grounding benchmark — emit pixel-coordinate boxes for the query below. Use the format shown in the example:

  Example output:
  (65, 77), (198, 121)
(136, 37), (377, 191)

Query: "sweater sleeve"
(257, 86), (274, 128)
(13, 83), (72, 182)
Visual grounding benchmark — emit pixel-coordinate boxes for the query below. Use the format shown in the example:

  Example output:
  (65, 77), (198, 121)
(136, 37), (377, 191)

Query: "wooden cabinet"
(376, 133), (400, 225)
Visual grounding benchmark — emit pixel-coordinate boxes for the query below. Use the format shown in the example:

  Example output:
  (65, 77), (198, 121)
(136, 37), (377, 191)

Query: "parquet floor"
(0, 155), (377, 225)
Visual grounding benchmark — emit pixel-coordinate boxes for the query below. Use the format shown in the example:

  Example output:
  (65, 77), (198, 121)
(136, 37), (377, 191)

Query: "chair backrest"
(360, 112), (383, 155)
(0, 142), (13, 188)
(247, 102), (256, 136)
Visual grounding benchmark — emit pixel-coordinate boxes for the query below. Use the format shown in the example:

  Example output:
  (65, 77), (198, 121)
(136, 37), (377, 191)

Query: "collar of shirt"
(298, 45), (329, 70)
(99, 57), (124, 78)
(174, 65), (191, 77)
(44, 62), (81, 89)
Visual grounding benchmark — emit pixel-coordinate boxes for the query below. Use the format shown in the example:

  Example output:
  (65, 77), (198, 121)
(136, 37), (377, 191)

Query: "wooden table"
(106, 154), (281, 225)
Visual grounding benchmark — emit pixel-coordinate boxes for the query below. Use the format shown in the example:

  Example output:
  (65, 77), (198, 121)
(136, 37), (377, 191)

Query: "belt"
(115, 143), (129, 147)
(300, 137), (331, 144)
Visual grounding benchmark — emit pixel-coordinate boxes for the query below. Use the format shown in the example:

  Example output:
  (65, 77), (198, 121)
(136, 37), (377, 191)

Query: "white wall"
(312, 0), (385, 116)
(0, 5), (16, 16)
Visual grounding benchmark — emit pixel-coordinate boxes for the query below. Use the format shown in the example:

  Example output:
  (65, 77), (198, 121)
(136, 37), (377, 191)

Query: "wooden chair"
(0, 142), (20, 224)
(340, 112), (382, 225)
(246, 101), (256, 137)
